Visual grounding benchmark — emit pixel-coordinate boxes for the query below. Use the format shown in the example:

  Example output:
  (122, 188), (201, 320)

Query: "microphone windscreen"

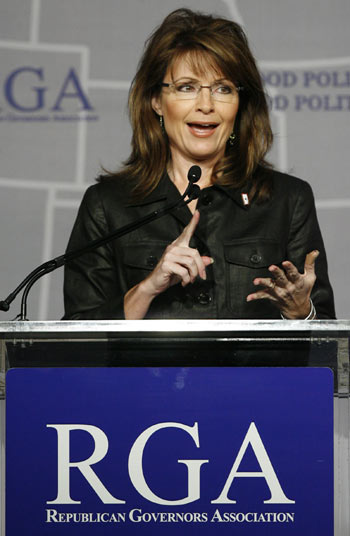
(187, 184), (201, 201)
(0, 301), (10, 311)
(187, 165), (202, 183)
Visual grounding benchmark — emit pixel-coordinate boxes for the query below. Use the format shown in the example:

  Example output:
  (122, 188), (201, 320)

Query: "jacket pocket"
(122, 242), (167, 288)
(224, 239), (284, 315)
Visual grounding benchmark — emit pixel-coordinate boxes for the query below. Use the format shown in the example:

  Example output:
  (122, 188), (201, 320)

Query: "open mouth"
(187, 123), (219, 135)
(187, 123), (218, 130)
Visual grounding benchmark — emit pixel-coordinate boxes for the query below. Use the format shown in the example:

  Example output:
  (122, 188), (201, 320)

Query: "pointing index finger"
(176, 210), (200, 246)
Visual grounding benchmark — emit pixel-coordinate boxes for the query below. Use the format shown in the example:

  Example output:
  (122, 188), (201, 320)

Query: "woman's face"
(152, 55), (239, 166)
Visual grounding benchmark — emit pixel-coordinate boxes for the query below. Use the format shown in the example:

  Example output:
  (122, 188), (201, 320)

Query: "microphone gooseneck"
(0, 165), (204, 320)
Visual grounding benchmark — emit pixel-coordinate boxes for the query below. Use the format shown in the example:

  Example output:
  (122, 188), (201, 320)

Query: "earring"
(159, 115), (164, 131)
(228, 132), (236, 146)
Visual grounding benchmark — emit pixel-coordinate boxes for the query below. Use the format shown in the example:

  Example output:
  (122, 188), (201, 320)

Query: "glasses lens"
(171, 81), (238, 102)
(211, 83), (238, 102)
(173, 82), (199, 99)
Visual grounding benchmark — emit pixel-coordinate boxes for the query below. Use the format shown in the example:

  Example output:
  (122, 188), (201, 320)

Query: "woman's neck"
(168, 155), (218, 196)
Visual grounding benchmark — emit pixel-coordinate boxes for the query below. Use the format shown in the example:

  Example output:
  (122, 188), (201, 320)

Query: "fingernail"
(209, 257), (214, 264)
(201, 271), (207, 280)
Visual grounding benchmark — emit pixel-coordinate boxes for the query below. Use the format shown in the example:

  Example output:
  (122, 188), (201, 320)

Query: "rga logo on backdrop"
(45, 421), (295, 526)
(0, 66), (99, 122)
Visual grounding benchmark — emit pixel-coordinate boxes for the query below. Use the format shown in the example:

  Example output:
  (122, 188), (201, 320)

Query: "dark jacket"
(63, 170), (335, 320)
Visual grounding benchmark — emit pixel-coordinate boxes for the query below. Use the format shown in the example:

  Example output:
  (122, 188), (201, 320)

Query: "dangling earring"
(159, 115), (164, 131)
(228, 132), (236, 146)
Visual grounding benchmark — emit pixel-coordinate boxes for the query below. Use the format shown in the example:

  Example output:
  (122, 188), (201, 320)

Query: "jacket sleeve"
(286, 180), (336, 319)
(63, 184), (125, 320)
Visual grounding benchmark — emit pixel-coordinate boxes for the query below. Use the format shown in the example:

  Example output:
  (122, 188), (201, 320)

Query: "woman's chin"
(187, 149), (222, 163)
(182, 141), (223, 162)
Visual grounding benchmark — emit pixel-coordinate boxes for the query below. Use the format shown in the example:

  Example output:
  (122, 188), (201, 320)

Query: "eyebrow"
(172, 76), (233, 84)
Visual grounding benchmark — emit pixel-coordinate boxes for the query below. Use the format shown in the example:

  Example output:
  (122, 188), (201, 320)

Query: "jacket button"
(250, 253), (262, 264)
(197, 292), (212, 305)
(201, 193), (213, 206)
(146, 255), (157, 268)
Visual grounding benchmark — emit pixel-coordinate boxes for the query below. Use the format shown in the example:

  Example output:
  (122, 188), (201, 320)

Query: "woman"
(63, 9), (335, 320)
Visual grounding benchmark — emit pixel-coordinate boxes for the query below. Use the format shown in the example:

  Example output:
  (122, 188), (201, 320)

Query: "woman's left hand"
(246, 250), (319, 319)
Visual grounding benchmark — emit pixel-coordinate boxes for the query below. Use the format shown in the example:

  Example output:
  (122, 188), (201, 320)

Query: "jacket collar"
(125, 174), (193, 234)
(127, 174), (251, 211)
(125, 175), (170, 207)
(125, 174), (251, 246)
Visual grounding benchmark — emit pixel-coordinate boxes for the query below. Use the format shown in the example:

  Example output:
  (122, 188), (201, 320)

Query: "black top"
(63, 170), (336, 320)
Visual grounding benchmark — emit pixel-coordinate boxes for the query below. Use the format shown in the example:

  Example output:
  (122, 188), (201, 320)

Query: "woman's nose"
(195, 87), (215, 113)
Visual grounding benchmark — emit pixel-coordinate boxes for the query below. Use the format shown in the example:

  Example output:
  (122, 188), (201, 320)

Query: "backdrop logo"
(0, 66), (99, 122)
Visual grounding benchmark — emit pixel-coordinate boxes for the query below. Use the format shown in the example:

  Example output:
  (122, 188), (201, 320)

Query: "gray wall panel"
(237, 0), (350, 59)
(0, 1), (32, 41)
(85, 88), (131, 181)
(283, 110), (350, 200)
(0, 187), (47, 321)
(0, 48), (86, 183)
(39, 0), (231, 80)
(317, 207), (350, 319)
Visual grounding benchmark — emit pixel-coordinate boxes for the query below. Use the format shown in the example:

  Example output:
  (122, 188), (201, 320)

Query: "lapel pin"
(241, 193), (249, 206)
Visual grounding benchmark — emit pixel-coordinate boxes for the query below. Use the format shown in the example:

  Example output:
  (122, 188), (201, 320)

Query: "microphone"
(187, 165), (201, 183)
(187, 184), (201, 201)
(184, 165), (202, 200)
(0, 301), (9, 312)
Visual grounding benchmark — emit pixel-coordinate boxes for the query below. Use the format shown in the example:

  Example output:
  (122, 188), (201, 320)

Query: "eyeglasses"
(161, 80), (243, 103)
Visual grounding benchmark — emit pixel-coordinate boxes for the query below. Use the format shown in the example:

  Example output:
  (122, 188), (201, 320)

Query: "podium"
(0, 320), (349, 535)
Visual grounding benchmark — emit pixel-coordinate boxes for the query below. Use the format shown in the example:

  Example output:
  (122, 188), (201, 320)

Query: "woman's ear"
(151, 95), (162, 116)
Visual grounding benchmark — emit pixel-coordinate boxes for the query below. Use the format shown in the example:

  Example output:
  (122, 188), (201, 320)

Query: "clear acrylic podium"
(0, 319), (349, 535)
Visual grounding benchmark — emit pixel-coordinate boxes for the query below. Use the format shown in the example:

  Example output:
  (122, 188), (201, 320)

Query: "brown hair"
(111, 8), (273, 201)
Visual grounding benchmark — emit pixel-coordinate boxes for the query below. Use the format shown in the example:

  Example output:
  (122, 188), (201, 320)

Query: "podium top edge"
(0, 319), (349, 337)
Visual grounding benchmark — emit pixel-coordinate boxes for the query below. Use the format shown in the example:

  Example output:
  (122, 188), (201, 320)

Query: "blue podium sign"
(6, 367), (333, 535)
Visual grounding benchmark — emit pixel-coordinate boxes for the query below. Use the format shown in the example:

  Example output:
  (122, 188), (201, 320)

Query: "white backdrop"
(0, 0), (349, 320)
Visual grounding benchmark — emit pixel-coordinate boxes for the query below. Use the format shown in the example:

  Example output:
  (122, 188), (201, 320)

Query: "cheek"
(163, 100), (192, 122)
(218, 103), (239, 134)
(229, 103), (239, 125)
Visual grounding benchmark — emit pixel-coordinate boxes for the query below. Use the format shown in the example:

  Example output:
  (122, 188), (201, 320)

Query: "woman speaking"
(63, 9), (335, 320)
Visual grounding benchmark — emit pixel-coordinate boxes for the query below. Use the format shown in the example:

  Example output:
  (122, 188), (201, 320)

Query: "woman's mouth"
(187, 123), (218, 137)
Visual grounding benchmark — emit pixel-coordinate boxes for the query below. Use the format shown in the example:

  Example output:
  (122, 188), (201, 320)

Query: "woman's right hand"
(143, 210), (213, 295)
(124, 210), (213, 319)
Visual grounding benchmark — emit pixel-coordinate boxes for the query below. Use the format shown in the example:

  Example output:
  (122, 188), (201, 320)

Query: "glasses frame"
(161, 81), (244, 102)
